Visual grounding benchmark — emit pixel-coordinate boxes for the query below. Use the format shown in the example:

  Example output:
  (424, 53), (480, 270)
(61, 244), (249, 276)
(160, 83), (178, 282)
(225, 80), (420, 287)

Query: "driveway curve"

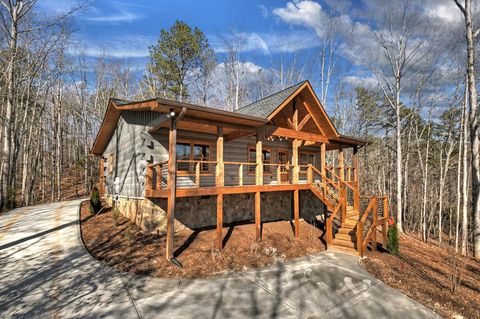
(0, 200), (440, 319)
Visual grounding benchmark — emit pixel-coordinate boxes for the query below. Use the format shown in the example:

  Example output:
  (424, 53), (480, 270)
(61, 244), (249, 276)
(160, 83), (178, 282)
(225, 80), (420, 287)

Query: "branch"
(453, 0), (466, 17)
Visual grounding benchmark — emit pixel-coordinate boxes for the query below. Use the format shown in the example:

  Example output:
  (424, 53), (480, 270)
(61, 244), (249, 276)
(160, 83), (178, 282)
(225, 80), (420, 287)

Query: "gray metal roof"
(235, 81), (306, 118)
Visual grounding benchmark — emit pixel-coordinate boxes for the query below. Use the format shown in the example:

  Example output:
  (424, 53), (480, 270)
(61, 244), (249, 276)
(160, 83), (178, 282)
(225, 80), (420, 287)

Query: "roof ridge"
(236, 80), (307, 111)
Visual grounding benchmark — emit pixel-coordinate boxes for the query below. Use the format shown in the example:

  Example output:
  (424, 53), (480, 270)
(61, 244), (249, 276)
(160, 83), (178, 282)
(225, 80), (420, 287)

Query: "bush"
(387, 219), (400, 255)
(89, 187), (102, 215)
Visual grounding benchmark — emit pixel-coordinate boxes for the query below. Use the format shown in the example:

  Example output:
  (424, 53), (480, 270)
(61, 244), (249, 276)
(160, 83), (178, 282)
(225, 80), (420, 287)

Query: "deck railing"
(357, 195), (389, 256)
(145, 160), (312, 192)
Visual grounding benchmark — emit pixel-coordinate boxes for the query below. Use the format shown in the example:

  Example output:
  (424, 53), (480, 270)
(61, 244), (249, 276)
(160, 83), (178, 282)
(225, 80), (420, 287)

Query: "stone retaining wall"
(106, 190), (326, 235)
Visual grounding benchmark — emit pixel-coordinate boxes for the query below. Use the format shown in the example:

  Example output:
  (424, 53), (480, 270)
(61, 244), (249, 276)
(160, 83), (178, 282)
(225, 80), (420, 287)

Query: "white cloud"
(84, 10), (145, 23)
(258, 4), (269, 19)
(343, 75), (378, 90)
(273, 0), (328, 38)
(70, 34), (155, 58)
(210, 30), (320, 54)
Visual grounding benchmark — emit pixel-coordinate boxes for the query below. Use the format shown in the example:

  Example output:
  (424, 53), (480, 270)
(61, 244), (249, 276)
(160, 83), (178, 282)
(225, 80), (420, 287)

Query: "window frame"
(299, 151), (317, 173)
(176, 139), (213, 176)
(247, 145), (272, 174)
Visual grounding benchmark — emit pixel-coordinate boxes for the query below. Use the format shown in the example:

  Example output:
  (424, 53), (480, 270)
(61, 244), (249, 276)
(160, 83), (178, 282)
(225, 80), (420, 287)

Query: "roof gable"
(237, 80), (339, 139)
(235, 81), (306, 118)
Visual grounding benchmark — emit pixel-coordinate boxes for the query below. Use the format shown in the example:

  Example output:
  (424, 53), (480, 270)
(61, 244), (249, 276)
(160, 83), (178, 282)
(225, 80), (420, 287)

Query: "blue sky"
(35, 0), (462, 111)
(39, 0), (356, 72)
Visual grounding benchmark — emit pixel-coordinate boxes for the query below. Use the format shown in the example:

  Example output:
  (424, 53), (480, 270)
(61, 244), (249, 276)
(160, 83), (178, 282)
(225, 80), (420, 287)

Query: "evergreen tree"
(148, 20), (216, 102)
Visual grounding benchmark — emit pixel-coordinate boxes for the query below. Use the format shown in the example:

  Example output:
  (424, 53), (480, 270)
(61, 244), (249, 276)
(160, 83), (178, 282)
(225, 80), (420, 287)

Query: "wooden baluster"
(372, 196), (378, 251)
(326, 218), (332, 245)
(156, 164), (162, 190)
(239, 164), (243, 186)
(357, 220), (363, 256)
(277, 164), (282, 185)
(146, 165), (152, 195)
(341, 188), (347, 223)
(383, 195), (389, 245)
(307, 164), (313, 184)
(195, 162), (200, 188)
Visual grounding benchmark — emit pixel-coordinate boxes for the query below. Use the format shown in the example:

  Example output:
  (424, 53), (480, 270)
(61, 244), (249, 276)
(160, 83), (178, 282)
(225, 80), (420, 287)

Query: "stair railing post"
(372, 196), (378, 251)
(357, 220), (363, 256)
(341, 188), (347, 223)
(383, 195), (389, 244)
(326, 218), (332, 245)
(307, 164), (313, 184)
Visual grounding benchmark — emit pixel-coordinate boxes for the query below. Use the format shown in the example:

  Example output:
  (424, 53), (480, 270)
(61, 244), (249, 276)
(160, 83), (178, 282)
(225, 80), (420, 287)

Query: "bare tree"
(454, 0), (480, 259)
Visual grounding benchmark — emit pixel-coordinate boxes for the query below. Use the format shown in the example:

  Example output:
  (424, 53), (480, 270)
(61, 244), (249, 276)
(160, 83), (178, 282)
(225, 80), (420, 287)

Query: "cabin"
(91, 80), (389, 260)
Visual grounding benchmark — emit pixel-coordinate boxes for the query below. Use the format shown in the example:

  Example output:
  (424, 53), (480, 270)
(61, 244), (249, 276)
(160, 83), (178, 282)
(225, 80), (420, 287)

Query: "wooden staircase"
(330, 205), (359, 255)
(307, 164), (390, 257)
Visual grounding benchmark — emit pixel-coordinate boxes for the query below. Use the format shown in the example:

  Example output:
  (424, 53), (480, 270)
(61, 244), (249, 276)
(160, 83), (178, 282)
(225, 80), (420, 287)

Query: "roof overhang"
(90, 98), (267, 156)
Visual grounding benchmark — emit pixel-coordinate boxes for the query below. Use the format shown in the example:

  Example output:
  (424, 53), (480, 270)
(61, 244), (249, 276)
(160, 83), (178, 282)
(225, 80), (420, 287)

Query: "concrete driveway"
(0, 200), (440, 319)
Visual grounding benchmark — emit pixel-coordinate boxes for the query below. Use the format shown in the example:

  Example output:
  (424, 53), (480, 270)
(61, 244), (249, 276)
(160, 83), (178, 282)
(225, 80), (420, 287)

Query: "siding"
(103, 110), (322, 196)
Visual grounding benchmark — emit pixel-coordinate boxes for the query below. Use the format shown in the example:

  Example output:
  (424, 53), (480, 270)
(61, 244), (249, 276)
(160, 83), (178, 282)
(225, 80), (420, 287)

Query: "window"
(176, 140), (211, 173)
(277, 150), (289, 173)
(300, 152), (316, 172)
(248, 147), (271, 173)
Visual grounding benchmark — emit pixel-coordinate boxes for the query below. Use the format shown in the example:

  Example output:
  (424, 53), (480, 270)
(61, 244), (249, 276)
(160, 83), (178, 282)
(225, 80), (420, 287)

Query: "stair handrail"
(325, 166), (359, 211)
(357, 196), (378, 257)
(326, 188), (347, 245)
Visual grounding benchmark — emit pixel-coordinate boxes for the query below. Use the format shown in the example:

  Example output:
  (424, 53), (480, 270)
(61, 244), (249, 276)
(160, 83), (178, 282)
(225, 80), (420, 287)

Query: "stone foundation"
(106, 190), (326, 235)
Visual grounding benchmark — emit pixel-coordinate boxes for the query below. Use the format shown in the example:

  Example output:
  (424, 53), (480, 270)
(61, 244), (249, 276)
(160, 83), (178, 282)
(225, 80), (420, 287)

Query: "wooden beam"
(182, 116), (257, 132)
(216, 127), (224, 187)
(165, 107), (185, 261)
(99, 158), (105, 196)
(353, 145), (360, 212)
(321, 143), (326, 176)
(225, 131), (255, 141)
(216, 127), (224, 251)
(297, 114), (312, 131)
(294, 189), (299, 239)
(292, 139), (299, 184)
(147, 115), (170, 133)
(216, 194), (223, 250)
(148, 184), (312, 198)
(302, 101), (326, 136)
(338, 148), (344, 181)
(264, 125), (329, 143)
(293, 99), (298, 130)
(256, 132), (263, 186)
(255, 191), (261, 241)
(166, 119), (177, 261)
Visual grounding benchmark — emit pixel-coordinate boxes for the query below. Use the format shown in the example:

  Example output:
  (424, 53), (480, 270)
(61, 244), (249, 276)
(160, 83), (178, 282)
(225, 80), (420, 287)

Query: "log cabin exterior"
(91, 80), (389, 259)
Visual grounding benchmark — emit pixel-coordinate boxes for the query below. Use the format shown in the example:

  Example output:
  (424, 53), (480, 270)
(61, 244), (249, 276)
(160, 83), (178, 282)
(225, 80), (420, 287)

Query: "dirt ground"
(362, 234), (480, 319)
(79, 201), (326, 279)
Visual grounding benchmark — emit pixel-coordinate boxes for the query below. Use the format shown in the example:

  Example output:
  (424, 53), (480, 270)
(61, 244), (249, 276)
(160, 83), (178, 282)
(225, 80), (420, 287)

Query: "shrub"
(387, 218), (400, 255)
(89, 187), (102, 215)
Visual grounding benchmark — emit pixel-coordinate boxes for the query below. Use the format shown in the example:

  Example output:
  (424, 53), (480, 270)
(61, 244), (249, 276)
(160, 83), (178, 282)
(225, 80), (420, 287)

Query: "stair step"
(328, 245), (359, 256)
(336, 233), (357, 242)
(341, 223), (356, 229)
(338, 228), (357, 235)
(332, 238), (356, 249)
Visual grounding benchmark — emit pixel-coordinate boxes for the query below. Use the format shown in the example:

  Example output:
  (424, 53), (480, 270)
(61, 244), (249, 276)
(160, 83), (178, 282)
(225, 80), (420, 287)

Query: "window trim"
(247, 145), (272, 175)
(176, 139), (213, 176)
(299, 151), (317, 173)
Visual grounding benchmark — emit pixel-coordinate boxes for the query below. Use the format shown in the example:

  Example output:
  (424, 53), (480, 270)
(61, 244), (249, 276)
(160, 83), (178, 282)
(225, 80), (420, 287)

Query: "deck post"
(294, 189), (300, 239)
(99, 158), (105, 197)
(165, 107), (185, 261)
(338, 148), (344, 182)
(353, 145), (360, 212)
(216, 127), (224, 250)
(255, 130), (263, 241)
(166, 119), (177, 260)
